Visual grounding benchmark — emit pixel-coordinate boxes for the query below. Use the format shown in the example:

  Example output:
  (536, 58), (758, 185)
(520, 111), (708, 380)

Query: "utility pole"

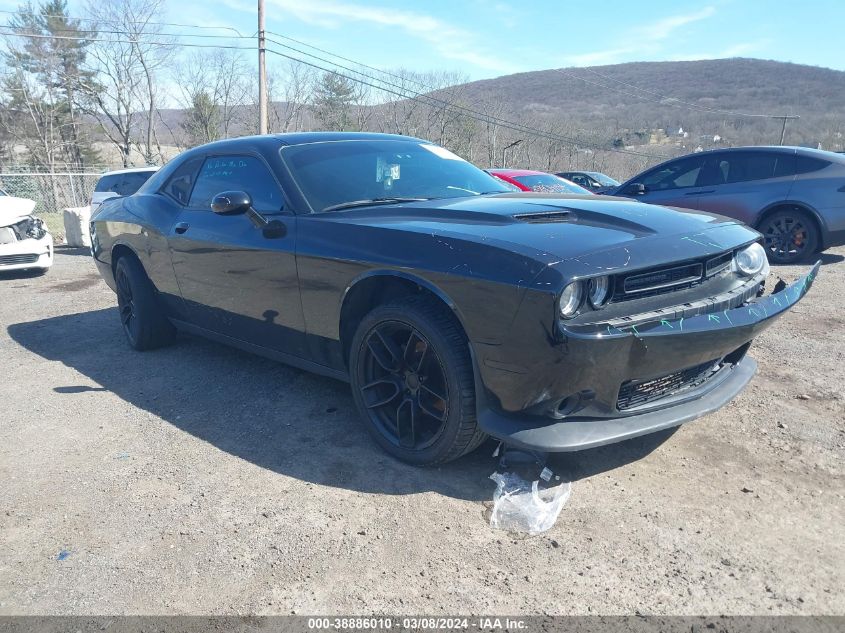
(775, 115), (800, 145)
(502, 139), (523, 167)
(258, 0), (268, 135)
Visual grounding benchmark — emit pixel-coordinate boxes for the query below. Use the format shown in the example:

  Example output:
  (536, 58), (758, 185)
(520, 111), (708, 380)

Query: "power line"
(264, 30), (669, 158)
(0, 27), (256, 50)
(264, 36), (665, 159)
(0, 21), (667, 159)
(0, 8), (245, 37)
(4, 25), (255, 41)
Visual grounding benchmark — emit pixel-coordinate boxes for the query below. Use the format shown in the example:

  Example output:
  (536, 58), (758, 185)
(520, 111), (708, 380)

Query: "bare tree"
(176, 49), (249, 146)
(79, 0), (173, 166)
(267, 59), (314, 133)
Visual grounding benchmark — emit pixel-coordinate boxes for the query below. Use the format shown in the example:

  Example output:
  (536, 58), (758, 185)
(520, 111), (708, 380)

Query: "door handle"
(174, 222), (190, 234)
(685, 189), (715, 196)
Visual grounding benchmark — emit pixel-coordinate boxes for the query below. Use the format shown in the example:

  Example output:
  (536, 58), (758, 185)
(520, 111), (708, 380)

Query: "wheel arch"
(111, 242), (143, 277)
(338, 270), (471, 368)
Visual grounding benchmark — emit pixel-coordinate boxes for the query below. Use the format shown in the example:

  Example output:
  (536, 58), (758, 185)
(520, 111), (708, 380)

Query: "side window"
(162, 157), (203, 205)
(794, 155), (831, 175)
(641, 155), (706, 191)
(188, 155), (284, 212)
(716, 152), (778, 183)
(570, 174), (588, 187)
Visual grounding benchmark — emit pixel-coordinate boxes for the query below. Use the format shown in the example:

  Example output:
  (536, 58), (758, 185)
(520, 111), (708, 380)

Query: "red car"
(486, 169), (593, 194)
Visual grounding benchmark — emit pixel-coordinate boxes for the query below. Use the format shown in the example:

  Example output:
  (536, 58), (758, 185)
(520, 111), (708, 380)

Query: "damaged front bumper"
(0, 217), (53, 271)
(476, 262), (820, 452)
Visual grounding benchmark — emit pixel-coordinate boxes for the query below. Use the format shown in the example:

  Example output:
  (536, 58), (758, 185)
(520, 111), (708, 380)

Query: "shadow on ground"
(53, 245), (93, 257)
(770, 252), (844, 268)
(8, 308), (674, 501)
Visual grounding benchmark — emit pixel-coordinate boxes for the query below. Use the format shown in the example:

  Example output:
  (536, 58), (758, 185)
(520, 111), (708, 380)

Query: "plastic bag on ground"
(489, 471), (571, 535)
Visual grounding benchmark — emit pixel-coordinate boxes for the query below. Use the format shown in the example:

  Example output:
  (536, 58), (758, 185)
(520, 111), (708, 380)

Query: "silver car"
(90, 166), (159, 213)
(613, 147), (845, 263)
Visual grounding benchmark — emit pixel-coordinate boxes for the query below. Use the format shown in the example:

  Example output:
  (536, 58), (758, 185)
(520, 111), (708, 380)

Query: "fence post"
(68, 173), (77, 207)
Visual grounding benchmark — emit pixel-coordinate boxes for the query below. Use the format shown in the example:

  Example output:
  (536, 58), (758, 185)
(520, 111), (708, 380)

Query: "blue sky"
(2, 0), (843, 78)
(185, 0), (843, 78)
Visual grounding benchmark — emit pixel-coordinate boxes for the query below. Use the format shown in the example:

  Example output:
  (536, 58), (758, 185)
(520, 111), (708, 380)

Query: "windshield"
(586, 172), (620, 186)
(513, 174), (592, 194)
(280, 140), (510, 212)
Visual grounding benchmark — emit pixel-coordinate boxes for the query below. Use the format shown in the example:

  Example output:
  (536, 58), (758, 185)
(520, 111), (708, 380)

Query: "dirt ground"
(0, 247), (843, 616)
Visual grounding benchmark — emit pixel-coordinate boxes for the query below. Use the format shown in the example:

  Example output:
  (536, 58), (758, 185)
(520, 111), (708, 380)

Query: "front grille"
(623, 262), (703, 295)
(706, 252), (732, 276)
(617, 359), (722, 411)
(0, 253), (39, 265)
(613, 250), (735, 302)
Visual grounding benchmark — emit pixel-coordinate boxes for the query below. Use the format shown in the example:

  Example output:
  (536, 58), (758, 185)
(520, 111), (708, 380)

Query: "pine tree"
(2, 0), (99, 168)
(312, 72), (356, 131)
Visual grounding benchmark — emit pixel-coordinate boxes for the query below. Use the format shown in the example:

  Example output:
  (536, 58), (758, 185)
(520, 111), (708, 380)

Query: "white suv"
(90, 166), (159, 212)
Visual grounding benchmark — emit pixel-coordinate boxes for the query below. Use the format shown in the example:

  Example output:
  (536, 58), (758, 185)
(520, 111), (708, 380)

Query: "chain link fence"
(0, 169), (103, 237)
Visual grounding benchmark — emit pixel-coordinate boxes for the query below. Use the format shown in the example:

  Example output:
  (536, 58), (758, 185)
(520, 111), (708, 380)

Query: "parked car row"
(489, 145), (845, 264)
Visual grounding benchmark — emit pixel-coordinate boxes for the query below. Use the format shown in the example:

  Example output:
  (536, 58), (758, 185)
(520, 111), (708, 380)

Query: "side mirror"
(211, 191), (252, 215)
(625, 183), (646, 195)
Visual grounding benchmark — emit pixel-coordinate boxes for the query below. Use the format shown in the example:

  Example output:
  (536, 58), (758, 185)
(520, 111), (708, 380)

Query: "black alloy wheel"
(350, 296), (486, 465)
(115, 263), (137, 342)
(360, 321), (450, 450)
(759, 209), (818, 264)
(114, 256), (175, 351)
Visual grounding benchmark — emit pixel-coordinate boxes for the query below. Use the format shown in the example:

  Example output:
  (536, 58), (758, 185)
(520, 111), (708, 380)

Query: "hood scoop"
(512, 210), (573, 223)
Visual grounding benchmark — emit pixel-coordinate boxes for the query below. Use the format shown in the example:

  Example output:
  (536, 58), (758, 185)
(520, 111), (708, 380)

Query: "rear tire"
(349, 295), (486, 465)
(114, 255), (175, 350)
(758, 209), (819, 264)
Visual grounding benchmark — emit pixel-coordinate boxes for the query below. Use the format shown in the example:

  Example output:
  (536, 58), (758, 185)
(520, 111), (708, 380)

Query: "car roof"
(678, 145), (838, 157)
(185, 132), (429, 155)
(99, 166), (160, 176)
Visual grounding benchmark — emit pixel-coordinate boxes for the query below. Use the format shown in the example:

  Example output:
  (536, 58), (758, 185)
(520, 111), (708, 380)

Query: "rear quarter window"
(161, 157), (204, 205)
(94, 175), (120, 193)
(794, 155), (831, 175)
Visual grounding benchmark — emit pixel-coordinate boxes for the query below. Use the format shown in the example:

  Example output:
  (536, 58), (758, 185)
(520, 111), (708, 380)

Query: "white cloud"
(222, 0), (516, 73)
(638, 6), (716, 41)
(557, 6), (718, 67)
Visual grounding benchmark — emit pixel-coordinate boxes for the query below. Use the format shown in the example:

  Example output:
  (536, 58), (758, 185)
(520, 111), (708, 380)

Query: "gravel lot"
(1, 247), (843, 615)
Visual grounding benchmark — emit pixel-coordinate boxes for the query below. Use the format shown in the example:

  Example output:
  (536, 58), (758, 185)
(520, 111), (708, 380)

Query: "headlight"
(588, 275), (610, 308)
(735, 242), (768, 276)
(559, 281), (584, 318)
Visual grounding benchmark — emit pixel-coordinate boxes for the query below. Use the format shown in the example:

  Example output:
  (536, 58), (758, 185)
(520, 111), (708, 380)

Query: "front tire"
(349, 295), (486, 465)
(758, 209), (819, 264)
(114, 255), (175, 350)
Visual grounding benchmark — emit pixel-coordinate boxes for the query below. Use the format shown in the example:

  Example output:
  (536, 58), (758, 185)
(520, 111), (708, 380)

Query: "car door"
(681, 150), (796, 226)
(633, 154), (713, 209)
(166, 153), (307, 357)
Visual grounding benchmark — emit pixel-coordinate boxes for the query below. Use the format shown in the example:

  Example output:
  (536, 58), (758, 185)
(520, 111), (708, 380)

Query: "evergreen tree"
(2, 0), (99, 168)
(312, 72), (355, 131)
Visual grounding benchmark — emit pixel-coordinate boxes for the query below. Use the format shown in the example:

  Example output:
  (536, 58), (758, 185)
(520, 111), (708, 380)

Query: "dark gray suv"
(613, 147), (845, 263)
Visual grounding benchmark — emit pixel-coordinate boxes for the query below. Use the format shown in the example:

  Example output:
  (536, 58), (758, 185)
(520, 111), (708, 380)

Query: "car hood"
(0, 196), (37, 226)
(329, 193), (756, 266)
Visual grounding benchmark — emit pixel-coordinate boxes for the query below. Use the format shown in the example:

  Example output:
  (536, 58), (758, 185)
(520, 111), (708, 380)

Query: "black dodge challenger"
(90, 133), (818, 464)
